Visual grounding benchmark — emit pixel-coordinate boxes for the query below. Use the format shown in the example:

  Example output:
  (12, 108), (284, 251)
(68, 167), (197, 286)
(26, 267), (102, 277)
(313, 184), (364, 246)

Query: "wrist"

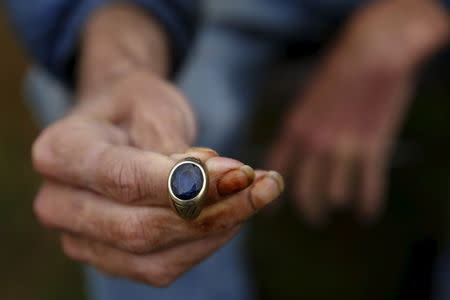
(391, 0), (450, 69)
(339, 0), (449, 75)
(77, 2), (171, 98)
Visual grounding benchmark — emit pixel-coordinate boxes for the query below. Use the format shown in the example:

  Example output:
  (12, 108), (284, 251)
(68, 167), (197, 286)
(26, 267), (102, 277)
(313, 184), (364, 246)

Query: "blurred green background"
(0, 9), (86, 300)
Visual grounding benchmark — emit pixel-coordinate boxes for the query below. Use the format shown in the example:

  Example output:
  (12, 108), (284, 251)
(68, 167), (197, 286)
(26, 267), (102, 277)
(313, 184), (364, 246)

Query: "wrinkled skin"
(32, 0), (449, 287)
(32, 4), (283, 286)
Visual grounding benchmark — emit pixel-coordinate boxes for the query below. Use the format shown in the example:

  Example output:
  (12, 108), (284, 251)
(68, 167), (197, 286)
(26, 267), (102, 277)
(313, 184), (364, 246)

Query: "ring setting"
(168, 157), (208, 219)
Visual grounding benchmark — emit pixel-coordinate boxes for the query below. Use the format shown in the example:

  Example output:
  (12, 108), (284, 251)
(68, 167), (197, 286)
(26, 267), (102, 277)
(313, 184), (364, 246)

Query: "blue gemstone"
(171, 163), (204, 200)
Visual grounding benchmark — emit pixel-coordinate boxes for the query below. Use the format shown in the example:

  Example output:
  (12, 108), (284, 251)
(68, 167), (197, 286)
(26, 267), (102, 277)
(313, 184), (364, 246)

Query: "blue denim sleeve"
(441, 0), (450, 9)
(4, 0), (198, 82)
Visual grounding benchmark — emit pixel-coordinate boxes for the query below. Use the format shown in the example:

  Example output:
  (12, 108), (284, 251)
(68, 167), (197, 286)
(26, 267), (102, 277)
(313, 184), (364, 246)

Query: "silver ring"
(168, 157), (209, 219)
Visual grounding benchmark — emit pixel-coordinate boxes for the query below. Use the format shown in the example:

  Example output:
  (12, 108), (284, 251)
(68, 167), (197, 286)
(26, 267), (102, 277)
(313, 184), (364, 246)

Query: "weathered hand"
(32, 71), (284, 286)
(31, 3), (284, 285)
(268, 0), (449, 225)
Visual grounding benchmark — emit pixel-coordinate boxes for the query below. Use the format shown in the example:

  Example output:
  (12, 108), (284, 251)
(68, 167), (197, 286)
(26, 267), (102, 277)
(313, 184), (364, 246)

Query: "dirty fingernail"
(267, 171), (285, 192)
(217, 165), (255, 196)
(250, 172), (284, 209)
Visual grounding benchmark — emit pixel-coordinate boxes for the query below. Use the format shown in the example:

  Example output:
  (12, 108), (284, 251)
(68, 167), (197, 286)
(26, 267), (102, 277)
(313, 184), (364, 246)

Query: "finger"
(358, 154), (386, 222)
(130, 113), (190, 154)
(78, 73), (197, 146)
(36, 182), (218, 253)
(264, 131), (295, 214)
(266, 130), (296, 176)
(169, 154), (256, 203)
(33, 121), (252, 205)
(170, 147), (219, 162)
(256, 169), (285, 215)
(199, 170), (284, 227)
(36, 172), (282, 253)
(32, 117), (173, 205)
(294, 155), (326, 226)
(129, 94), (196, 154)
(61, 228), (237, 287)
(327, 143), (355, 207)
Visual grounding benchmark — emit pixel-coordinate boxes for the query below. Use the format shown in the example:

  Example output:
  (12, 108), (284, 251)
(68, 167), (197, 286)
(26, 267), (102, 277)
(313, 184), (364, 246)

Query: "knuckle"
(193, 217), (231, 234)
(157, 275), (177, 287)
(143, 267), (178, 287)
(61, 238), (81, 261)
(333, 136), (359, 157)
(32, 127), (57, 174)
(363, 58), (405, 88)
(104, 158), (144, 203)
(311, 138), (327, 154)
(148, 275), (174, 288)
(124, 237), (150, 254)
(303, 133), (327, 154)
(89, 242), (107, 258)
(116, 216), (152, 254)
(288, 120), (306, 137)
(61, 246), (79, 261)
(363, 146), (382, 164)
(33, 189), (55, 228)
(32, 120), (73, 175)
(351, 137), (378, 160)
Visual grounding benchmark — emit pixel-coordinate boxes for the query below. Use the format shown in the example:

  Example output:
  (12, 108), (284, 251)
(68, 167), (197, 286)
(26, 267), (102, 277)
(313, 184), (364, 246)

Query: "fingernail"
(267, 171), (285, 193)
(250, 172), (284, 209)
(217, 165), (255, 196)
(240, 165), (255, 182)
(186, 147), (219, 156)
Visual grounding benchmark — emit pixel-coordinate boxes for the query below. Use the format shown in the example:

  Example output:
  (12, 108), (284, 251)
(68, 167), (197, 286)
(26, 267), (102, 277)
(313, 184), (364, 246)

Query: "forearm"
(397, 0), (450, 67)
(77, 2), (172, 99)
(331, 0), (450, 76)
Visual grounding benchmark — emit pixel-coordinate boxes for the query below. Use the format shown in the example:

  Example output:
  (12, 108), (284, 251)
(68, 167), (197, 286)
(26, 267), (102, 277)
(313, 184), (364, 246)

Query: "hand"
(32, 4), (284, 286)
(32, 64), (284, 287)
(268, 0), (449, 225)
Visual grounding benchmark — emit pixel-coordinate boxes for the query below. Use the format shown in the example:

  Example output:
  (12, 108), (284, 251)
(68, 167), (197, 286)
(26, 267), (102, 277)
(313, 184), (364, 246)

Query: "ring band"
(168, 157), (209, 219)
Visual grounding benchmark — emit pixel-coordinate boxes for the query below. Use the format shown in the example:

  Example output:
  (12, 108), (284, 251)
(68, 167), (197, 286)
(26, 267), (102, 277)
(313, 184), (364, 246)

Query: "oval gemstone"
(171, 163), (204, 200)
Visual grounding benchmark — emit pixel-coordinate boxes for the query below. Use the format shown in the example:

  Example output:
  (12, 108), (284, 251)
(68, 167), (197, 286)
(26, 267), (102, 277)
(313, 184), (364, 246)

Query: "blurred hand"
(32, 4), (284, 286)
(268, 0), (449, 225)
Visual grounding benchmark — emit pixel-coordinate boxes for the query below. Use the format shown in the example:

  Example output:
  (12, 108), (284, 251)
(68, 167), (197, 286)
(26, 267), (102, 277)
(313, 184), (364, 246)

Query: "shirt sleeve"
(4, 0), (198, 82)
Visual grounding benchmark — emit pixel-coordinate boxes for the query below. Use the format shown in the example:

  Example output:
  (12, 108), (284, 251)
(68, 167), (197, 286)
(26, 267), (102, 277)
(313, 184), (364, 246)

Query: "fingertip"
(267, 170), (285, 193)
(241, 165), (255, 182)
(217, 165), (255, 197)
(61, 234), (82, 259)
(250, 172), (284, 210)
(358, 198), (384, 225)
(328, 192), (350, 209)
(293, 191), (328, 228)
